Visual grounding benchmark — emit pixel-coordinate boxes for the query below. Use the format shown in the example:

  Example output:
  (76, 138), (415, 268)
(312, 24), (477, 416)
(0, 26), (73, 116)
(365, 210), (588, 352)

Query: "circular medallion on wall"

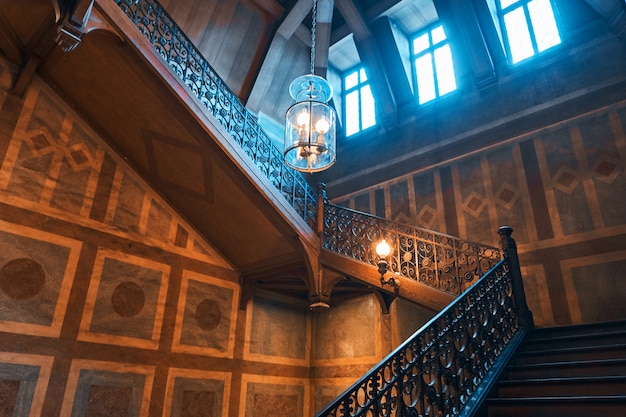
(0, 258), (46, 299)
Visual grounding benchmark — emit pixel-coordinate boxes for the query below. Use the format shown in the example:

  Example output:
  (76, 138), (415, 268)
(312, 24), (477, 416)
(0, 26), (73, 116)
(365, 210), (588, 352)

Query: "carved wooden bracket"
(54, 0), (123, 52)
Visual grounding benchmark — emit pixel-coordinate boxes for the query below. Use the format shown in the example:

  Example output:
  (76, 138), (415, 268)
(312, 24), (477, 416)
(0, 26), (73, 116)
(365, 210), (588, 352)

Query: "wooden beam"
(335, 0), (369, 40)
(277, 0), (312, 38)
(335, 0), (397, 125)
(313, 0), (334, 77)
(434, 0), (497, 91)
(247, 0), (284, 20)
(0, 12), (24, 65)
(584, 0), (626, 36)
(248, 0), (313, 110)
(371, 16), (414, 107)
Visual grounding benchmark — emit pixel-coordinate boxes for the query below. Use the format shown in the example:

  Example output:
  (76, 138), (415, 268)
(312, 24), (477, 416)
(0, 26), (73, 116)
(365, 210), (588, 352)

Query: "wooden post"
(498, 226), (534, 329)
(317, 183), (327, 236)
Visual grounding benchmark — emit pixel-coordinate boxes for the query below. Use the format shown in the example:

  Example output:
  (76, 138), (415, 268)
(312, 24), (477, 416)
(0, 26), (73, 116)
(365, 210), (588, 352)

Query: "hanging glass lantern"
(284, 74), (336, 172)
(284, 0), (336, 173)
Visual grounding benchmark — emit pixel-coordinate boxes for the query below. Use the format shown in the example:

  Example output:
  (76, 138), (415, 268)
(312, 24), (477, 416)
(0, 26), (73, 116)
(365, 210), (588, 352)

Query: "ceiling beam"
(584, 0), (626, 36)
(248, 0), (313, 111)
(434, 0), (497, 91)
(370, 16), (414, 107)
(335, 0), (397, 126)
(335, 0), (369, 40)
(276, 0), (312, 38)
(313, 0), (334, 77)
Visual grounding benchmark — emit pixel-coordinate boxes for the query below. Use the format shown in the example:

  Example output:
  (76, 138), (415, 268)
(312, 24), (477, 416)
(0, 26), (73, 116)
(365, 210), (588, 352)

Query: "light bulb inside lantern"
(296, 111), (310, 128)
(315, 118), (330, 134)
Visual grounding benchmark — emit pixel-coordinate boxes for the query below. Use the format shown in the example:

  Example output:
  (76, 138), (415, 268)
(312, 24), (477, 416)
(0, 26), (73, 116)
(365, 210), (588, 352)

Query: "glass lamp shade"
(284, 74), (337, 172)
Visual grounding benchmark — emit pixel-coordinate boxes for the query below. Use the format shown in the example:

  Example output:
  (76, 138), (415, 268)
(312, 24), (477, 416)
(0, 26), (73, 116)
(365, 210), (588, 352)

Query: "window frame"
(496, 0), (561, 65)
(410, 22), (458, 105)
(342, 66), (377, 137)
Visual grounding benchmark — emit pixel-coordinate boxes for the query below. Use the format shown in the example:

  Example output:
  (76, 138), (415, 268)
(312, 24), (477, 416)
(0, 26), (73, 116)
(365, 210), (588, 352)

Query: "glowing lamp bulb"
(315, 118), (330, 134)
(296, 111), (310, 127)
(376, 239), (391, 257)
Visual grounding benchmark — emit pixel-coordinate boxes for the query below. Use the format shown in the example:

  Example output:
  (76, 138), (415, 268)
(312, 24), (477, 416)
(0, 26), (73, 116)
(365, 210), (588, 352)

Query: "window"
(497, 0), (561, 64)
(344, 67), (376, 137)
(411, 24), (457, 105)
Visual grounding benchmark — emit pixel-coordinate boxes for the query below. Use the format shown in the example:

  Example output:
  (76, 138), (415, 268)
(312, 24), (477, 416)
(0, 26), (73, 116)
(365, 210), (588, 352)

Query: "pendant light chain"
(310, 0), (317, 75)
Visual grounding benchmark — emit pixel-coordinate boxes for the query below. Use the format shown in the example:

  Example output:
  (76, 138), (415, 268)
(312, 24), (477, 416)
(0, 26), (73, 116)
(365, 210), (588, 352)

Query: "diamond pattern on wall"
(495, 183), (519, 209)
(24, 128), (56, 156)
(78, 249), (170, 349)
(591, 155), (621, 184)
(417, 205), (437, 229)
(552, 165), (580, 194)
(462, 191), (487, 217)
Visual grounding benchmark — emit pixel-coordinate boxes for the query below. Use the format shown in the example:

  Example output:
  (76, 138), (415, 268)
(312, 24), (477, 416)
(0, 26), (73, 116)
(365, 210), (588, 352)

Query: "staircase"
(479, 319), (626, 417)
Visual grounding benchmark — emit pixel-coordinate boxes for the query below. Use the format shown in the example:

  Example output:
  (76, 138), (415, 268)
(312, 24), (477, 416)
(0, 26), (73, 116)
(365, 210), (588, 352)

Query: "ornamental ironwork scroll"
(323, 204), (501, 296)
(114, 0), (317, 228)
(315, 259), (519, 417)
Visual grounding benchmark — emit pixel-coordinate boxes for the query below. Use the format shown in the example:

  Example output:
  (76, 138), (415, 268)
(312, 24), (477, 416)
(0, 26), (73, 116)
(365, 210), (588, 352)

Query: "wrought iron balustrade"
(323, 204), (501, 296)
(113, 0), (317, 228)
(315, 256), (520, 417)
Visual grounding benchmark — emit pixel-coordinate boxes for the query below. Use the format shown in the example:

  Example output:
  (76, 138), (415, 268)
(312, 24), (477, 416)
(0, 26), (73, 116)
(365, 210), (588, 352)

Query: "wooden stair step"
(526, 319), (626, 340)
(496, 375), (626, 397)
(519, 329), (626, 351)
(512, 343), (626, 365)
(486, 396), (626, 417)
(504, 358), (626, 379)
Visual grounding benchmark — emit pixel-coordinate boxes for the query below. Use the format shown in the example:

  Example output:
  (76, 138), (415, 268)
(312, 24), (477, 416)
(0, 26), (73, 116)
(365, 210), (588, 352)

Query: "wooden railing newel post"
(317, 183), (327, 236)
(498, 225), (534, 329)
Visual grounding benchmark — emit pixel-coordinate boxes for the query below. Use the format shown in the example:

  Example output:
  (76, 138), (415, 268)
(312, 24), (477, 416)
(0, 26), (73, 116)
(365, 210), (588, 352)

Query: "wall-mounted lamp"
(375, 239), (400, 292)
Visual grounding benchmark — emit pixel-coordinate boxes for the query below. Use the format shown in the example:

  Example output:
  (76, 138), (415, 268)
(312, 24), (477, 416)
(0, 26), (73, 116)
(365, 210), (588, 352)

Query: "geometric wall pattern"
(0, 353), (53, 417)
(0, 78), (322, 417)
(78, 249), (170, 350)
(59, 360), (155, 417)
(0, 80), (229, 268)
(163, 368), (231, 417)
(335, 101), (626, 327)
(172, 270), (239, 357)
(240, 374), (309, 417)
(0, 220), (81, 337)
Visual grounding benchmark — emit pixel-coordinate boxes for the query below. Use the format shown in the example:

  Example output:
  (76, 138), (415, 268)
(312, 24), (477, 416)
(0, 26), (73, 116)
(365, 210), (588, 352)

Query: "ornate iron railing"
(113, 0), (317, 228)
(323, 204), (501, 296)
(315, 257), (520, 417)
